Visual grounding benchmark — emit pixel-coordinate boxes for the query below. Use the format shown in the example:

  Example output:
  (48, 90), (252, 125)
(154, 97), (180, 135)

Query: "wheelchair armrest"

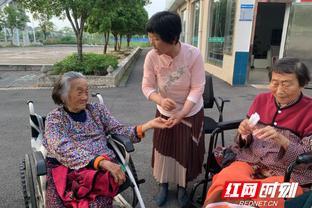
(111, 134), (135, 153)
(215, 119), (242, 132)
(284, 151), (312, 182)
(33, 151), (47, 176)
(296, 152), (312, 164)
(214, 97), (230, 121)
(207, 119), (243, 156)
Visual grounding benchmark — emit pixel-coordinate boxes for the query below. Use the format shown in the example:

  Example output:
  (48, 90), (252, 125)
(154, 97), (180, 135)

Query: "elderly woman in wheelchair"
(203, 57), (312, 207)
(41, 71), (169, 207)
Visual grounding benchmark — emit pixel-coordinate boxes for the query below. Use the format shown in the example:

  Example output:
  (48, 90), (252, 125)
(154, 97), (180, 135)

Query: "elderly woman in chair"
(43, 71), (169, 208)
(204, 57), (312, 207)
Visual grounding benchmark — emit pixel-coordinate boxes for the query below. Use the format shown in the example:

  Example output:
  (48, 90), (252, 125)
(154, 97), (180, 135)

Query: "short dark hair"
(269, 57), (310, 87)
(145, 11), (181, 44)
(52, 71), (85, 105)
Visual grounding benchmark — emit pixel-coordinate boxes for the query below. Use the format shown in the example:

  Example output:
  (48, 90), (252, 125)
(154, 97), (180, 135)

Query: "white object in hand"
(241, 112), (260, 139)
(249, 112), (260, 126)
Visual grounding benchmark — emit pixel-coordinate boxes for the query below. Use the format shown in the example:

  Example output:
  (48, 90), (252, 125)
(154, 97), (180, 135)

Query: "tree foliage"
(86, 0), (148, 52)
(0, 11), (4, 31)
(32, 13), (54, 40)
(1, 3), (29, 45)
(19, 0), (102, 61)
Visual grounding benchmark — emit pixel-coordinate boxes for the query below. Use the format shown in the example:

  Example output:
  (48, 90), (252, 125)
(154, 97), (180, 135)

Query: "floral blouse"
(43, 103), (138, 170)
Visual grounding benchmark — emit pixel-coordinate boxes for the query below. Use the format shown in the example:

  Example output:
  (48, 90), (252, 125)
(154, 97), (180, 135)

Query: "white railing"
(0, 0), (13, 8)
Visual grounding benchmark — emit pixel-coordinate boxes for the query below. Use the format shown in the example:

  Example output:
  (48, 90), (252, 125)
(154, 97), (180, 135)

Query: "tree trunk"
(127, 34), (131, 48)
(76, 32), (83, 62)
(118, 34), (122, 51)
(10, 28), (14, 46)
(113, 33), (118, 51)
(65, 8), (84, 62)
(103, 32), (109, 54)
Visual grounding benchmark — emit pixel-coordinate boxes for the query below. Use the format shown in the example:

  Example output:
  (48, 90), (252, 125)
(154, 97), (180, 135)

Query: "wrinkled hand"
(160, 98), (176, 111)
(99, 160), (125, 185)
(148, 117), (171, 129)
(253, 126), (289, 148)
(238, 119), (255, 137)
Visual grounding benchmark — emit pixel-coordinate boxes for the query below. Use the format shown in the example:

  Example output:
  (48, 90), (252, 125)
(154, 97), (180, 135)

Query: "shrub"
(44, 36), (77, 45)
(52, 53), (118, 75)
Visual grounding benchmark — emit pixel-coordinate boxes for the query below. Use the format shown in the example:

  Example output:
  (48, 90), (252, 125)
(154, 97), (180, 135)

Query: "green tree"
(19, 0), (97, 61)
(19, 0), (137, 61)
(124, 4), (148, 48)
(110, 0), (148, 51)
(85, 0), (119, 54)
(111, 9), (127, 51)
(32, 13), (54, 40)
(2, 3), (29, 45)
(0, 11), (4, 32)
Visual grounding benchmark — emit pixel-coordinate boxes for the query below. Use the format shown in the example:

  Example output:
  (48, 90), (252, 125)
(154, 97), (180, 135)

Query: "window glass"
(285, 3), (312, 85)
(180, 9), (187, 42)
(192, 1), (200, 47)
(207, 0), (235, 66)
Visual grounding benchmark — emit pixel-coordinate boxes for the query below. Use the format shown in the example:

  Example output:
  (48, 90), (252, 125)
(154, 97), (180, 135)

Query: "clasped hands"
(151, 97), (185, 128)
(238, 118), (289, 149)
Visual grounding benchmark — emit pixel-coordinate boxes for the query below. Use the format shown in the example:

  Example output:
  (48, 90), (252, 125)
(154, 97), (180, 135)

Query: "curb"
(36, 47), (142, 88)
(0, 64), (53, 71)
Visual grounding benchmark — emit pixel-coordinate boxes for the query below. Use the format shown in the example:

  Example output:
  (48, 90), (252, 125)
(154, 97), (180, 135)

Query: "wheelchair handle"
(296, 152), (312, 164)
(91, 93), (104, 105)
(284, 152), (312, 182)
(27, 101), (35, 115)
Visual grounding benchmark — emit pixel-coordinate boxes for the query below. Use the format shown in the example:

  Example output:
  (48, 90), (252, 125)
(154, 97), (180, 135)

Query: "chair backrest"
(203, 75), (215, 109)
(28, 101), (46, 139)
(30, 114), (46, 139)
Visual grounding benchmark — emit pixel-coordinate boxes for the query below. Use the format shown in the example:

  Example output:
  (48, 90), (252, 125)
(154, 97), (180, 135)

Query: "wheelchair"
(19, 93), (146, 208)
(189, 119), (312, 208)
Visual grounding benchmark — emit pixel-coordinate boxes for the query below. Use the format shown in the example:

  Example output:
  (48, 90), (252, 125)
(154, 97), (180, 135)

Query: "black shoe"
(177, 186), (190, 208)
(155, 183), (168, 207)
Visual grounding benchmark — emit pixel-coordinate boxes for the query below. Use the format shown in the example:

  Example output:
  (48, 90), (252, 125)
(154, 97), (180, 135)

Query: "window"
(285, 3), (312, 83)
(207, 0), (236, 66)
(224, 0), (236, 54)
(192, 1), (200, 47)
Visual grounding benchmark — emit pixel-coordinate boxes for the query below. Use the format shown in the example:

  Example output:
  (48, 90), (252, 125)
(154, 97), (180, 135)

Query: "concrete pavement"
(0, 47), (311, 207)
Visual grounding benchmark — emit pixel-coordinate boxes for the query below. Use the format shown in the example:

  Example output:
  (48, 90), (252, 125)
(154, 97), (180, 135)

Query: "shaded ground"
(0, 47), (311, 207)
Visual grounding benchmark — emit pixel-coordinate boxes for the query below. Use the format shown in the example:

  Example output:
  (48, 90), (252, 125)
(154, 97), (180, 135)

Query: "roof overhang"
(166, 0), (185, 11)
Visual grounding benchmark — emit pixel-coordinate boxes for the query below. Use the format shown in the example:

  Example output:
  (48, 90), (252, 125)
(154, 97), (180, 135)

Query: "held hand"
(253, 126), (290, 149)
(147, 117), (171, 129)
(99, 160), (126, 185)
(160, 98), (176, 111)
(167, 111), (185, 128)
(238, 119), (255, 137)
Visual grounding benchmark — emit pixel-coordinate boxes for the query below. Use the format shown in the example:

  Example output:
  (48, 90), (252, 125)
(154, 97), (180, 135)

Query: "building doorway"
(249, 2), (286, 84)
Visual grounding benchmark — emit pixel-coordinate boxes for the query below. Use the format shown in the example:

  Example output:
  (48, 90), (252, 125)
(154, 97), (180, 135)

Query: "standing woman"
(142, 11), (206, 207)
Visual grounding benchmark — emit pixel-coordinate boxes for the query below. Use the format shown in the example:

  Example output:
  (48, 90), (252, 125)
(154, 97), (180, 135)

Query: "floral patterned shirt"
(43, 103), (138, 170)
(142, 42), (205, 117)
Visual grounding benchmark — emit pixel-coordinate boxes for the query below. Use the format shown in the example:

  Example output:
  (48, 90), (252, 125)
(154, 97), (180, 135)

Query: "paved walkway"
(0, 47), (311, 207)
(0, 45), (106, 64)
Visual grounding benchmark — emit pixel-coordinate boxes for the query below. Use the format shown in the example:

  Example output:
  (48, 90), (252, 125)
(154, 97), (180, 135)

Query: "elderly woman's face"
(66, 78), (89, 112)
(269, 72), (302, 105)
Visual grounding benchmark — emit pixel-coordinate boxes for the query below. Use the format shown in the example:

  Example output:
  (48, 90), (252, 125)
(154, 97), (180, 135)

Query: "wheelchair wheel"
(20, 154), (38, 208)
(20, 153), (45, 208)
(110, 142), (140, 207)
(114, 156), (139, 208)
